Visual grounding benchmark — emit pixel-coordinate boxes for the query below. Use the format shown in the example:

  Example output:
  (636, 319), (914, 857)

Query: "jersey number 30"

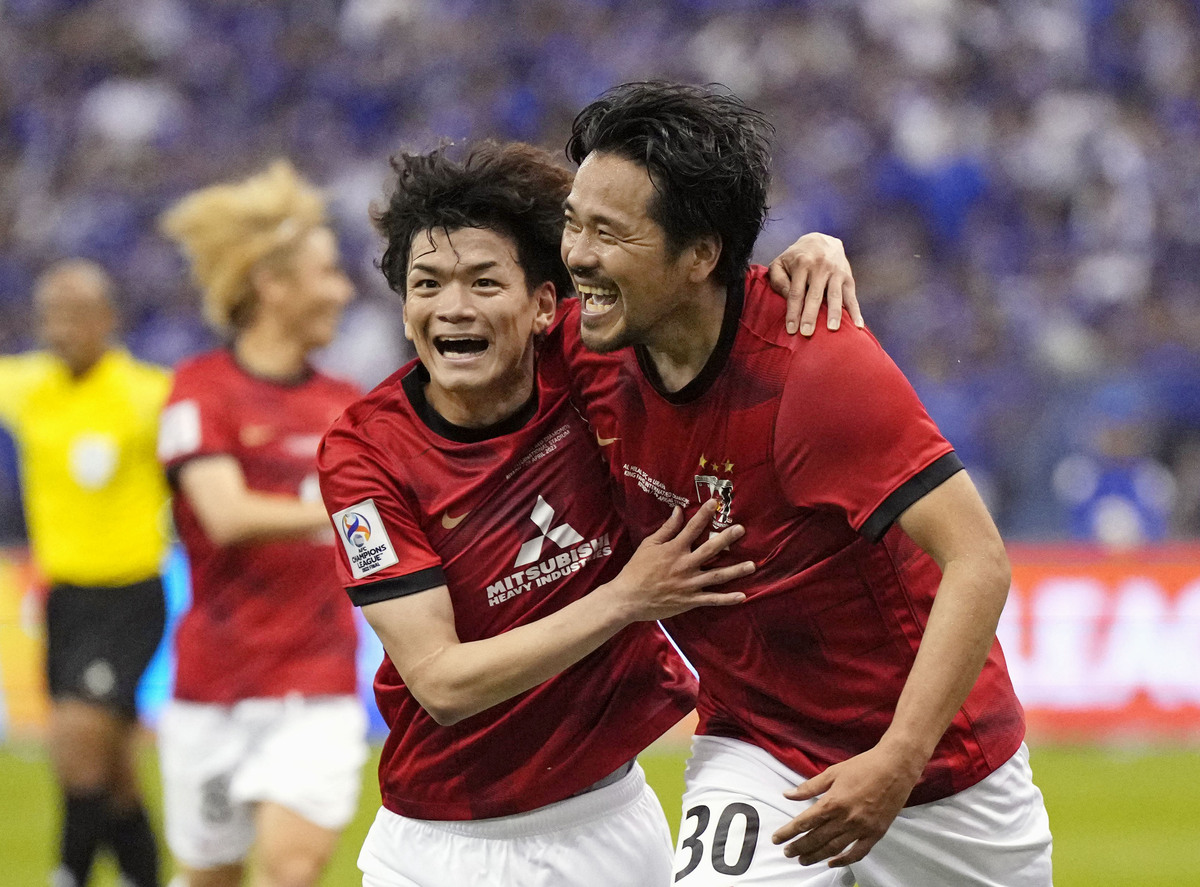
(674, 802), (760, 881)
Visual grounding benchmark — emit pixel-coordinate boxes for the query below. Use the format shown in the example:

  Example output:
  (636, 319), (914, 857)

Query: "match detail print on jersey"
(333, 499), (400, 579)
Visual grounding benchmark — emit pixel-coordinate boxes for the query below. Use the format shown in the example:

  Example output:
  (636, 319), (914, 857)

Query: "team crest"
(695, 474), (734, 530)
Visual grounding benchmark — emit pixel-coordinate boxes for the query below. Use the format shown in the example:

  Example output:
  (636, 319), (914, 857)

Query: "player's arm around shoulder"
(360, 502), (752, 726)
(765, 232), (862, 336)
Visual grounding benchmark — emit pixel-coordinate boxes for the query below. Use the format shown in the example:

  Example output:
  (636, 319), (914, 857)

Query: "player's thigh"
(672, 736), (849, 887)
(853, 744), (1052, 887)
(158, 701), (256, 868)
(233, 695), (368, 831)
(360, 765), (673, 887)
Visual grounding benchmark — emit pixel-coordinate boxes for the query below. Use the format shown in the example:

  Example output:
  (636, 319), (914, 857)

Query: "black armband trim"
(861, 452), (964, 543)
(347, 566), (446, 607)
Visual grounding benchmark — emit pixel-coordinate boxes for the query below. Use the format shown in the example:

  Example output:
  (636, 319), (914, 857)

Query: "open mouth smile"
(434, 335), (489, 360)
(576, 283), (619, 316)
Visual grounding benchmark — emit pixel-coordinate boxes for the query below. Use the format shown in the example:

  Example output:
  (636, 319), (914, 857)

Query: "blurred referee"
(0, 259), (169, 887)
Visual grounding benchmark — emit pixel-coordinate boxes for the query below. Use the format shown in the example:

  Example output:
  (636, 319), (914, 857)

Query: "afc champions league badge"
(341, 511), (372, 550)
(334, 499), (398, 579)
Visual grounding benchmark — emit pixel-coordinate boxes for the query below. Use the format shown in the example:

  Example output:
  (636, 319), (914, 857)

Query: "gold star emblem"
(724, 460), (734, 473)
(698, 454), (708, 469)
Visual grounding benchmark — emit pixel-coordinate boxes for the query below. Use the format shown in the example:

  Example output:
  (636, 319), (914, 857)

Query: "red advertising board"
(3, 544), (1200, 742)
(1001, 544), (1200, 741)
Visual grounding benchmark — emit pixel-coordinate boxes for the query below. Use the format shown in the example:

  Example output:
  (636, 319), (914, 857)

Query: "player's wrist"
(874, 729), (937, 778)
(594, 577), (640, 627)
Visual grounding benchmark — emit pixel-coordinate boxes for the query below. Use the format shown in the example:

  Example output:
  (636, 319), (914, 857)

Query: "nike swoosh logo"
(441, 510), (470, 529)
(595, 433), (619, 447)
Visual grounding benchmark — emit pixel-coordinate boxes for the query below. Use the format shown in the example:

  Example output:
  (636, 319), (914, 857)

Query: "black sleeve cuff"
(164, 452), (227, 490)
(347, 565), (447, 607)
(860, 452), (965, 543)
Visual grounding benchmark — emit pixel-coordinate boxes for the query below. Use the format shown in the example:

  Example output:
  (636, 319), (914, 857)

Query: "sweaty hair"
(160, 160), (327, 334)
(375, 141), (573, 300)
(565, 81), (773, 288)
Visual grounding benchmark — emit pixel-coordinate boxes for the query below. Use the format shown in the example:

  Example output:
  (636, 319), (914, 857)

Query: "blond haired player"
(156, 161), (366, 887)
(1, 260), (169, 887)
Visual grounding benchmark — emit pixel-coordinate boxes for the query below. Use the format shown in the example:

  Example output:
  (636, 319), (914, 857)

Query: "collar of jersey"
(402, 362), (540, 444)
(227, 347), (314, 388)
(634, 278), (743, 405)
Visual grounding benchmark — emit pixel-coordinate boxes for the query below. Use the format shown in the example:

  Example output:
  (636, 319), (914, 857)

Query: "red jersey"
(562, 268), (1025, 806)
(317, 326), (697, 821)
(158, 349), (359, 704)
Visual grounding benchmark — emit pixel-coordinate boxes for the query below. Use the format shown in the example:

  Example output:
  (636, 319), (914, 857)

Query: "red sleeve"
(316, 418), (446, 605)
(774, 325), (960, 540)
(156, 359), (237, 472)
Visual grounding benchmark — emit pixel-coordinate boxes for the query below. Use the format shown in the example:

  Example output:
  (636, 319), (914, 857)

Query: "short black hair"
(375, 141), (574, 299)
(566, 81), (773, 287)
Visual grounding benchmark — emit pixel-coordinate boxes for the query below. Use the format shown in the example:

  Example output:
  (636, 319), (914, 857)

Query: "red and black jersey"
(561, 268), (1025, 806)
(317, 326), (696, 821)
(158, 349), (359, 704)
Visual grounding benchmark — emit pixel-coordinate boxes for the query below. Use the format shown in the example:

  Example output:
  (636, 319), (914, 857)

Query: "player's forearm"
(193, 491), (329, 546)
(878, 549), (1010, 768)
(394, 589), (633, 726)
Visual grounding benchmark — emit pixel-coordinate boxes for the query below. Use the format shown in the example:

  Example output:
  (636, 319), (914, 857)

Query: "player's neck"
(233, 324), (309, 381)
(641, 280), (726, 393)
(424, 356), (537, 430)
(57, 346), (110, 380)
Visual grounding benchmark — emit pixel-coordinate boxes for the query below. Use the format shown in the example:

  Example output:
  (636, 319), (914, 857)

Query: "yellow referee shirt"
(0, 349), (171, 586)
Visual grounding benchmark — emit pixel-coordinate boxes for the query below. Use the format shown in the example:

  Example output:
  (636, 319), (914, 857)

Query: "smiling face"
(562, 152), (717, 354)
(404, 226), (556, 428)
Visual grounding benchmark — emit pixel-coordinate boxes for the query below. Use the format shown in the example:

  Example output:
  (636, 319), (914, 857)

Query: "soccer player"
(0, 260), (168, 887)
(316, 141), (855, 887)
(156, 161), (367, 887)
(559, 82), (1053, 886)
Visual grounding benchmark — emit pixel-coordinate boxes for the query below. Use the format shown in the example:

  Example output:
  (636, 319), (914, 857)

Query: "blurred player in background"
(156, 161), (367, 887)
(318, 140), (855, 886)
(0, 260), (168, 887)
(561, 81), (1052, 886)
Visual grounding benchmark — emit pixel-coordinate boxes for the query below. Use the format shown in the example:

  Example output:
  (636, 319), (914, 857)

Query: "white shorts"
(359, 762), (674, 887)
(158, 694), (368, 868)
(672, 736), (1052, 887)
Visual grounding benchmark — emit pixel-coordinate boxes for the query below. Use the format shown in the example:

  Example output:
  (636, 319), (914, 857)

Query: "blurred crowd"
(2, 0), (1199, 544)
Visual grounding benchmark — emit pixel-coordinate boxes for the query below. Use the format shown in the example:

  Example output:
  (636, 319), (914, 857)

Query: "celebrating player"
(316, 141), (857, 886)
(559, 81), (1053, 886)
(156, 161), (367, 887)
(1, 260), (168, 887)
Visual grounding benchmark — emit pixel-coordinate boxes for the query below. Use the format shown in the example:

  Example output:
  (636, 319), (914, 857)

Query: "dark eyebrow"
(562, 199), (626, 233)
(408, 259), (500, 276)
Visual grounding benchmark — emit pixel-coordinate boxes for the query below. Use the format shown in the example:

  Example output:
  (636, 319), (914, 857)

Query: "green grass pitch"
(3, 740), (1199, 885)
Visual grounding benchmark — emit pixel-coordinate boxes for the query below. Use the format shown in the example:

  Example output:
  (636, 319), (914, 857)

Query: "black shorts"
(45, 577), (167, 718)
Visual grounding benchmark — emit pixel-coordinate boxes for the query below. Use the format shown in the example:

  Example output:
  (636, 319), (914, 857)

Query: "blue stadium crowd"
(2, 0), (1199, 544)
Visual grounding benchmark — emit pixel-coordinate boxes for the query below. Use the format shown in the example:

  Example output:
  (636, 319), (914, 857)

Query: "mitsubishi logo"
(514, 496), (584, 567)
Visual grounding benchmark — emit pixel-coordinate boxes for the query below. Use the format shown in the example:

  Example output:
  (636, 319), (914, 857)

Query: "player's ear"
(401, 300), (414, 342)
(686, 234), (722, 283)
(249, 264), (286, 311)
(530, 281), (556, 335)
